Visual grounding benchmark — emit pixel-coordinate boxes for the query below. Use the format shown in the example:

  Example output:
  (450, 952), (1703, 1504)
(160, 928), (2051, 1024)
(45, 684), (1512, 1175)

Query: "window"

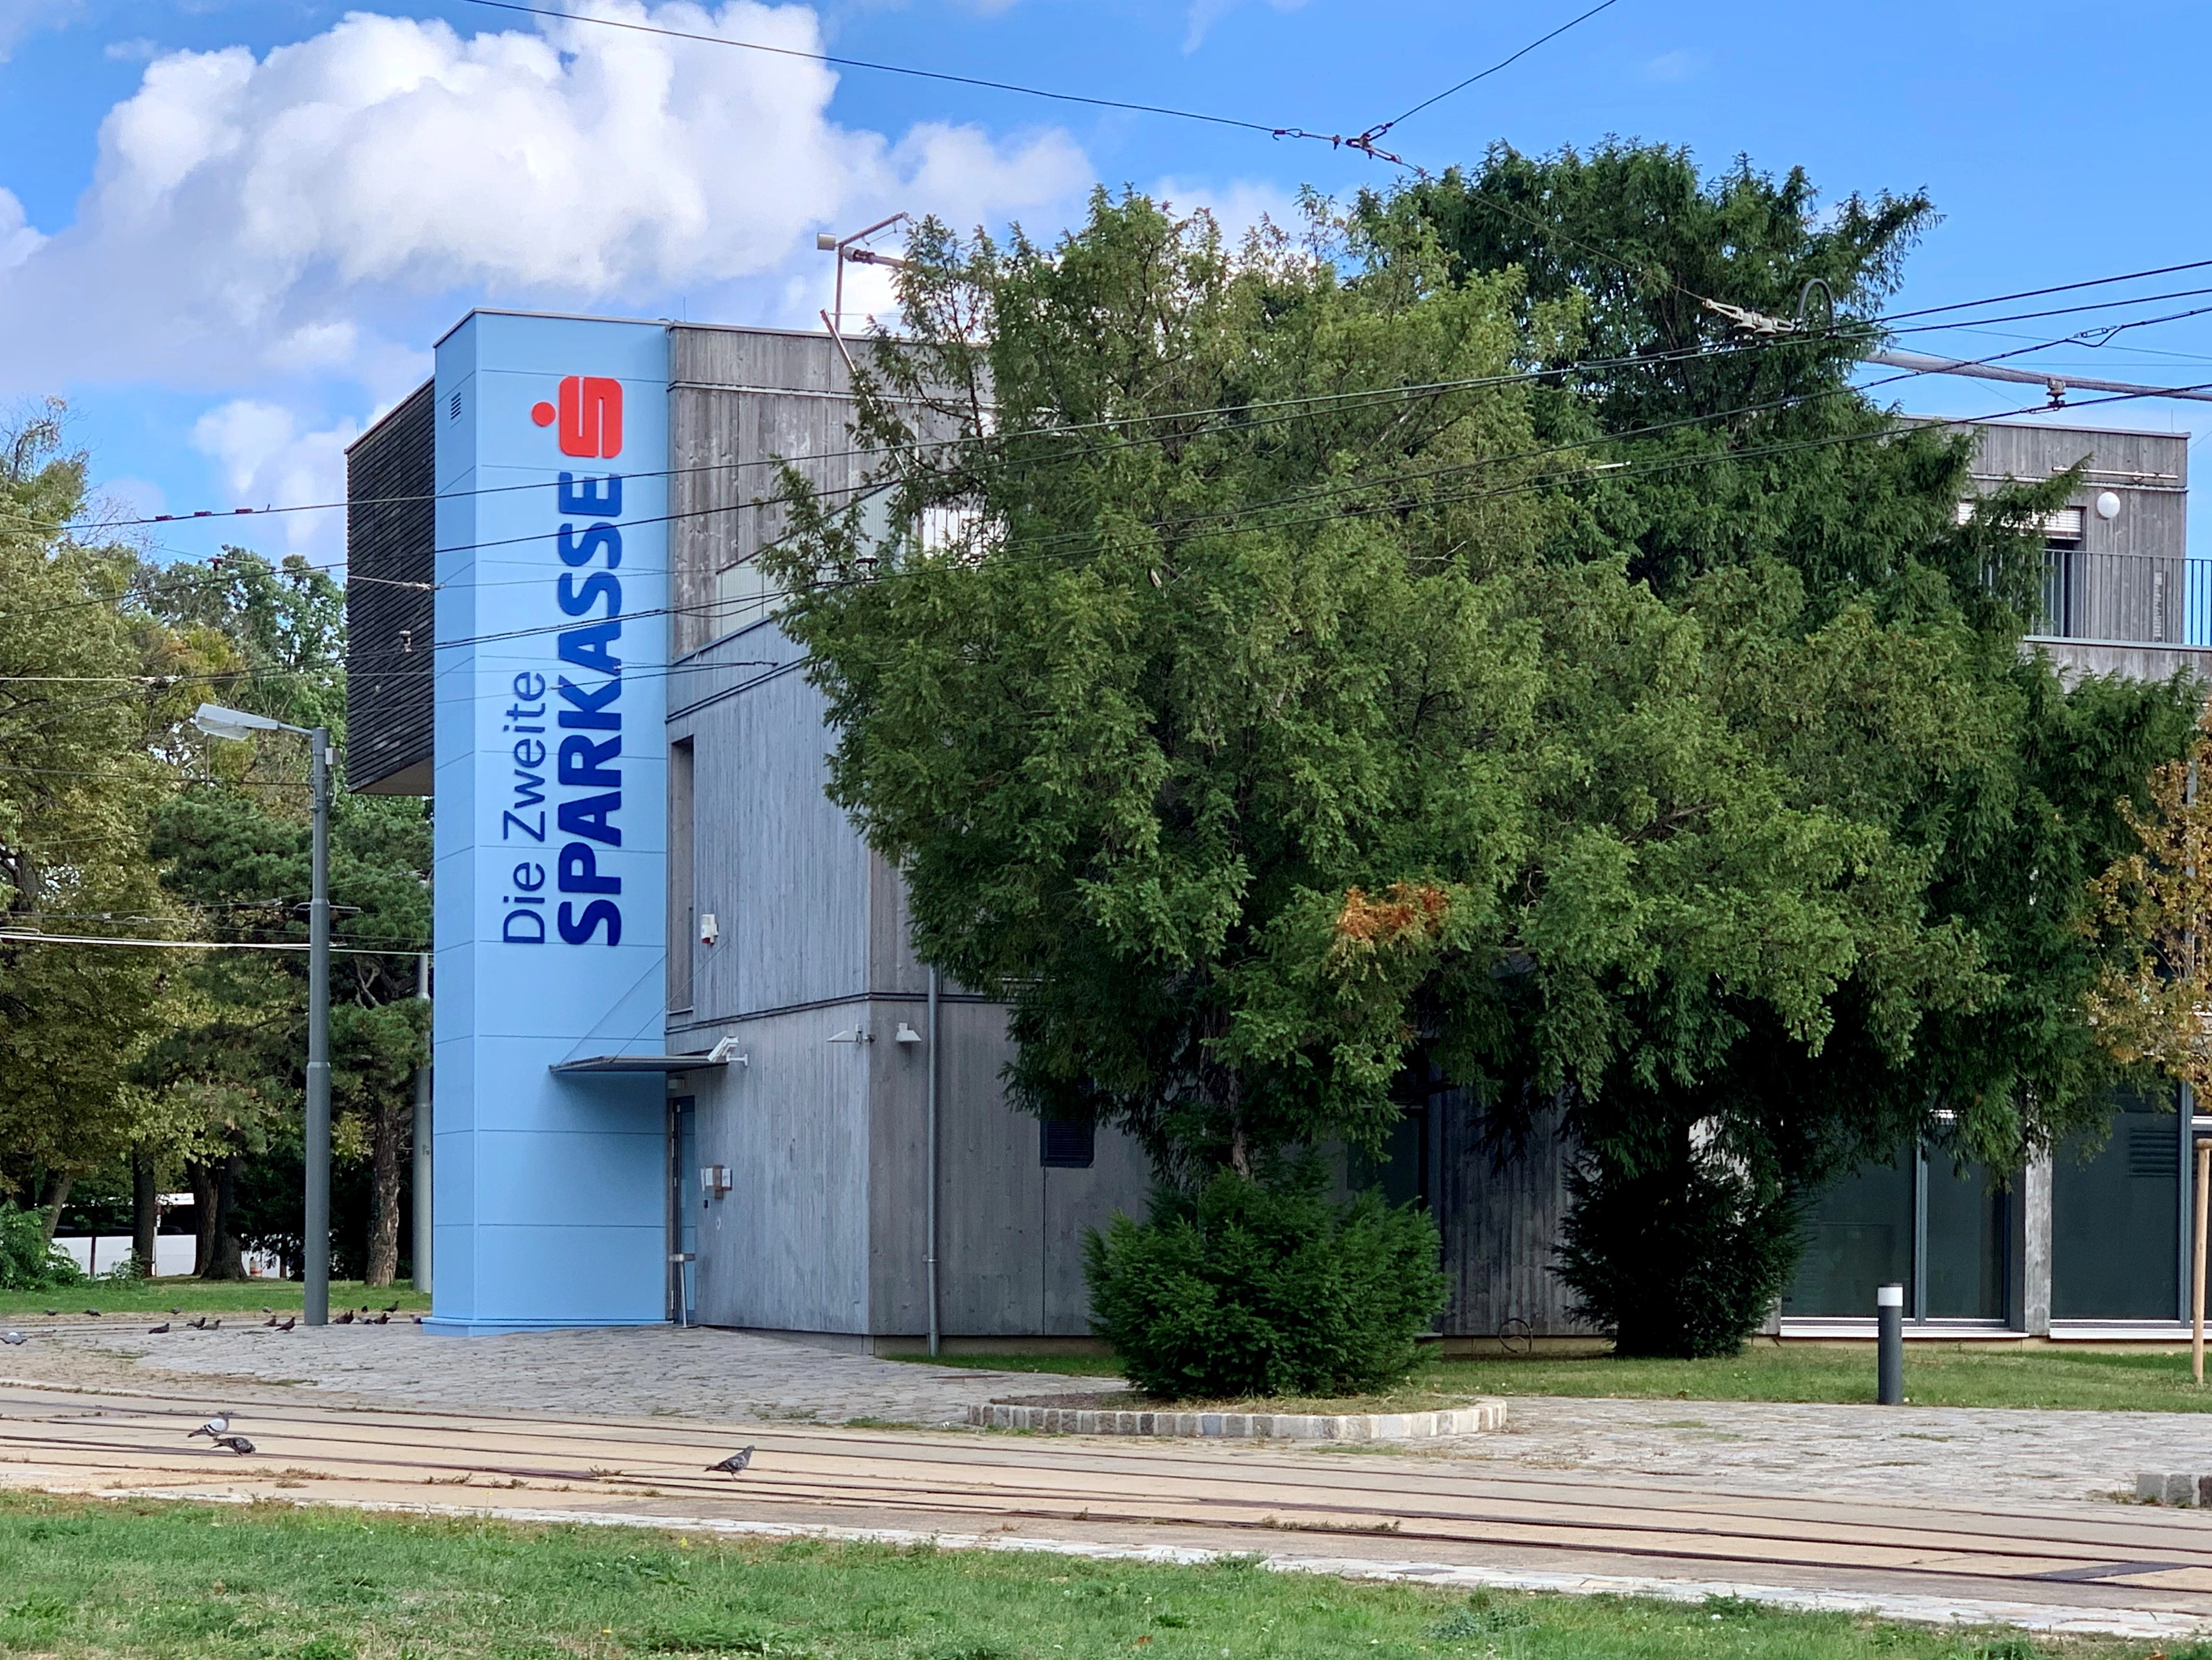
(2053, 1096), (2179, 1320)
(1040, 1119), (1095, 1169)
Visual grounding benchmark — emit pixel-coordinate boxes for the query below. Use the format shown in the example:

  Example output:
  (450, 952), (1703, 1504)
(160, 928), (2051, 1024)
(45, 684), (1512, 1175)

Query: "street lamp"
(192, 702), (333, 1327)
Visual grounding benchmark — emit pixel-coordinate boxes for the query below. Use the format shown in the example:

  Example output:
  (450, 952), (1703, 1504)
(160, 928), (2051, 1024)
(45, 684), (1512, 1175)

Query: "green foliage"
(1554, 1137), (1804, 1358)
(1084, 1163), (1447, 1399)
(0, 408), (190, 1200)
(1388, 145), (2201, 1351)
(0, 1201), (79, 1289)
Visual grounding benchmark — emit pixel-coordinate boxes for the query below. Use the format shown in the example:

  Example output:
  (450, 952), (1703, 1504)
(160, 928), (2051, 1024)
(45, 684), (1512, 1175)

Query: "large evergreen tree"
(760, 186), (2120, 1364)
(1387, 145), (2197, 1351)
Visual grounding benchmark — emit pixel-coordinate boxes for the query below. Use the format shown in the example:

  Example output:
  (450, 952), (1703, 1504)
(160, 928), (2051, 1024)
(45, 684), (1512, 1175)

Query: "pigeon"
(276, 1317), (296, 1333)
(382, 1301), (400, 1313)
(1, 1330), (25, 1346)
(260, 1306), (273, 1315)
(206, 1318), (220, 1331)
(705, 1446), (755, 1476)
(263, 1316), (277, 1328)
(187, 1413), (231, 1441)
(410, 1316), (424, 1326)
(148, 1322), (170, 1335)
(169, 1307), (183, 1316)
(43, 1309), (57, 1317)
(83, 1308), (101, 1317)
(372, 1313), (390, 1326)
(187, 1317), (207, 1330)
(334, 1310), (354, 1326)
(213, 1434), (255, 1455)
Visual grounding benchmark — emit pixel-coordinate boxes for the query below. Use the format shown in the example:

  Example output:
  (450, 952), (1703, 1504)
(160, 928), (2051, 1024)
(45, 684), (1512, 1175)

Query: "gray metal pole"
(303, 727), (332, 1327)
(926, 966), (940, 1359)
(411, 950), (432, 1296)
(1876, 1283), (1904, 1404)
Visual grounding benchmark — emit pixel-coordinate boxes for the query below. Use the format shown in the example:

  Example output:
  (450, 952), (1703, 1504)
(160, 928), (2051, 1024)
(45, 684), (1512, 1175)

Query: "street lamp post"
(193, 703), (333, 1326)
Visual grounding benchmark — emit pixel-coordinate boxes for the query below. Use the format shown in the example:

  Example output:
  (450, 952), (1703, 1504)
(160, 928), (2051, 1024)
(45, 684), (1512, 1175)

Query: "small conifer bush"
(1084, 1163), (1447, 1401)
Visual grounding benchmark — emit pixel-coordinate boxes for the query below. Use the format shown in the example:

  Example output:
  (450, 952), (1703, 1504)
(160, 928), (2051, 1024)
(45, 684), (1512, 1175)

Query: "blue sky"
(3, 0), (2208, 569)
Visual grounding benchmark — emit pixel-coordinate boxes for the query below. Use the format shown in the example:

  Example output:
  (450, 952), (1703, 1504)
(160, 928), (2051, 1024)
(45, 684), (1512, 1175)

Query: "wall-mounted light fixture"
(828, 1027), (871, 1044)
(2095, 490), (2124, 521)
(699, 1164), (732, 1197)
(894, 1023), (923, 1046)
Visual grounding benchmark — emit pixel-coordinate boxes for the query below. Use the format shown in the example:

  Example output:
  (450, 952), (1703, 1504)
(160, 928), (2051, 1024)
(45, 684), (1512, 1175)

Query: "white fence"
(52, 1236), (284, 1279)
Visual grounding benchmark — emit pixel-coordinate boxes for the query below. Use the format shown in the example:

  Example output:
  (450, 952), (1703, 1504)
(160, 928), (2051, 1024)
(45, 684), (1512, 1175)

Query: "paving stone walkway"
(7, 1320), (2212, 1511)
(2, 1321), (1064, 1428)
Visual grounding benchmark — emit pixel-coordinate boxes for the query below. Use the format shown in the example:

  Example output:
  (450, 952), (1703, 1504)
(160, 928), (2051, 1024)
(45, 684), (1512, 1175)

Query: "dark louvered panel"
(345, 381), (435, 794)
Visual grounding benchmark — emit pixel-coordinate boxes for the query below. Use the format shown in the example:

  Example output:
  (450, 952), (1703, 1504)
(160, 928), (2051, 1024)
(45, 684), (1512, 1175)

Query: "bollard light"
(1876, 1283), (1905, 1405)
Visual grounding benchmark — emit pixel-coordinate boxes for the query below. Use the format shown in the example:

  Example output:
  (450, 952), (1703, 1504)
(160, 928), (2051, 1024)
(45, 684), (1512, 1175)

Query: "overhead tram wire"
(1346, 0), (1629, 160)
(16, 321), (2163, 713)
(4, 307), (2197, 714)
(458, 0), (1365, 153)
(26, 255), (2212, 553)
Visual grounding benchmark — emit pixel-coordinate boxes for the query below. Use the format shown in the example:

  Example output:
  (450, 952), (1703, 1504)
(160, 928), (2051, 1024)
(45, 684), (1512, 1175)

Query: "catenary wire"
(24, 266), (2212, 550)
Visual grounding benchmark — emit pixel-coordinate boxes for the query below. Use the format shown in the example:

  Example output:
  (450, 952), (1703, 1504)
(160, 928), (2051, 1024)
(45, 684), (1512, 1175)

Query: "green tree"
(1386, 144), (2197, 1351)
(137, 550), (429, 1283)
(765, 191), (2032, 1372)
(0, 407), (189, 1237)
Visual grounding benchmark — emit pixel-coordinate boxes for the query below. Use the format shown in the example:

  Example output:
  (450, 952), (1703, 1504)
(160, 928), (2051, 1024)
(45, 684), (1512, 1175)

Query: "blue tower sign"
(429, 312), (671, 1331)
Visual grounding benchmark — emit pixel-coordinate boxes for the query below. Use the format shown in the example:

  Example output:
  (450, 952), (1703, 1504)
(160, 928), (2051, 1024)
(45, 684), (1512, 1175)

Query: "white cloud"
(1643, 49), (1698, 82)
(0, 186), (39, 269)
(1149, 176), (1303, 247)
(191, 399), (359, 559)
(0, 0), (79, 62)
(0, 1), (1091, 391)
(1182, 0), (1306, 55)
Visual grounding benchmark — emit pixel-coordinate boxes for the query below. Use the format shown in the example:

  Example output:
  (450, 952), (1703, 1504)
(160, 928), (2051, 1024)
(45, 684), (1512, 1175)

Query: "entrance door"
(668, 1096), (698, 1324)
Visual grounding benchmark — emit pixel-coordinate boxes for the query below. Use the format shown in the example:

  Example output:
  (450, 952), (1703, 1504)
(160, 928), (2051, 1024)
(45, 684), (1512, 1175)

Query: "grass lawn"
(0, 1490), (2166, 1659)
(0, 1279), (430, 1321)
(907, 1344), (2212, 1413)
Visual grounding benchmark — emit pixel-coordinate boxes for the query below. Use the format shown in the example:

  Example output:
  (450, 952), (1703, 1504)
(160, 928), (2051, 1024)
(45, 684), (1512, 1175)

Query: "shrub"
(1084, 1163), (1448, 1400)
(1554, 1150), (1804, 1359)
(0, 1202), (82, 1291)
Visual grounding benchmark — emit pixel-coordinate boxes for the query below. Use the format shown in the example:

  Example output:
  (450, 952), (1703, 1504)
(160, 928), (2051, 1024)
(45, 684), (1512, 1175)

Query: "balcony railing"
(2035, 546), (2208, 647)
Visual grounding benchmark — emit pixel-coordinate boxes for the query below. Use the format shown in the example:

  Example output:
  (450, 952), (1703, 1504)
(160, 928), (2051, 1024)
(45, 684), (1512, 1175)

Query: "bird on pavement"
(382, 1301), (400, 1313)
(148, 1323), (170, 1335)
(263, 1316), (277, 1327)
(1, 1331), (25, 1346)
(213, 1434), (255, 1455)
(206, 1318), (221, 1331)
(42, 1309), (57, 1317)
(169, 1307), (182, 1316)
(371, 1313), (389, 1326)
(706, 1447), (755, 1475)
(334, 1310), (354, 1325)
(276, 1317), (296, 1332)
(83, 1308), (101, 1317)
(260, 1306), (273, 1314)
(187, 1413), (231, 1441)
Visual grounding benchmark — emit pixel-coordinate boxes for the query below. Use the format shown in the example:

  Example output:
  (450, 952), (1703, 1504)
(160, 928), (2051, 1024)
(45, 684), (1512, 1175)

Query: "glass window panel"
(1784, 1156), (1912, 1317)
(2053, 1097), (2179, 1320)
(1924, 1157), (2007, 1320)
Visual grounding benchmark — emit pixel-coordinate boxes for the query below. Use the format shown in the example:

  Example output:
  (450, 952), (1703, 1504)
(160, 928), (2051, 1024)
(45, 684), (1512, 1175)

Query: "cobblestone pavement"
(6, 1320), (2211, 1511)
(1434, 1395), (2212, 1509)
(0, 1321), (1077, 1428)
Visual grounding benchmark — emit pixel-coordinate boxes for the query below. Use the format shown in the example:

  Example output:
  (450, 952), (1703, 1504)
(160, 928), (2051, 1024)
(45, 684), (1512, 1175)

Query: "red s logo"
(530, 376), (624, 458)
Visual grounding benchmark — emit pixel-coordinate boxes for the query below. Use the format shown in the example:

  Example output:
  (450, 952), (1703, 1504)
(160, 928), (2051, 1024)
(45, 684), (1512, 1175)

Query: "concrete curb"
(2136, 1471), (2212, 1506)
(966, 1400), (1507, 1440)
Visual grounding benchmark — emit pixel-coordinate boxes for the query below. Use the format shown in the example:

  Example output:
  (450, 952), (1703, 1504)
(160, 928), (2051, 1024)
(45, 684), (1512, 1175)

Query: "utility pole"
(194, 704), (333, 1327)
(304, 725), (331, 1327)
